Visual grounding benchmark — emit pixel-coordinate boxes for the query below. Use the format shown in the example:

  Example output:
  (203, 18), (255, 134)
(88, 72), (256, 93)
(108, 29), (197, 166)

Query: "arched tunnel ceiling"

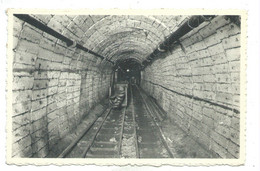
(32, 14), (188, 70)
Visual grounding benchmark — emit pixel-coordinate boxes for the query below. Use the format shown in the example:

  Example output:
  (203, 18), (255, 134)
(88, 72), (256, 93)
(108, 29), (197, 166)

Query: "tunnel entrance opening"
(114, 58), (141, 85)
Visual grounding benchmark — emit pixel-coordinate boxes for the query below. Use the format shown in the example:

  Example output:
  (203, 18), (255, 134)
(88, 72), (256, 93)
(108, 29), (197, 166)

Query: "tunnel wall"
(141, 16), (240, 158)
(12, 17), (111, 157)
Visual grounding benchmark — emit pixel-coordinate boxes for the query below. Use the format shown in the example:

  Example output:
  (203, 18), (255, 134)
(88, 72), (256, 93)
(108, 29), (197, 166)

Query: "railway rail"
(58, 85), (174, 158)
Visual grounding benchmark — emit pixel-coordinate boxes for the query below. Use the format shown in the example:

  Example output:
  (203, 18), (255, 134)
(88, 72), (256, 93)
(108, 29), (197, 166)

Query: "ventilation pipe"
(14, 14), (115, 65)
(142, 15), (215, 68)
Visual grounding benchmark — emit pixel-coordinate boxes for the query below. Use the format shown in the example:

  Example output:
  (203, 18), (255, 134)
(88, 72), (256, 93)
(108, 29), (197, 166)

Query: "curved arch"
(43, 14), (187, 70)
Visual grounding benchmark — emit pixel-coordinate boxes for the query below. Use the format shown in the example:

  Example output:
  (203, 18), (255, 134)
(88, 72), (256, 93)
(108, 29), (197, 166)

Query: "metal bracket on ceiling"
(14, 14), (113, 66)
(68, 40), (77, 48)
(157, 44), (166, 52)
(177, 40), (186, 53)
(142, 15), (216, 68)
(225, 16), (241, 27)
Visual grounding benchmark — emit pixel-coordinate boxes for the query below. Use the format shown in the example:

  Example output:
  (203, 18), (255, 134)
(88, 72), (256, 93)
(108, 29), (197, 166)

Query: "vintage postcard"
(6, 8), (247, 166)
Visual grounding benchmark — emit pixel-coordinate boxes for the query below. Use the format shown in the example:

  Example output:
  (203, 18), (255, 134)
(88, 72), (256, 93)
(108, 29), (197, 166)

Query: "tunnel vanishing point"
(10, 13), (242, 159)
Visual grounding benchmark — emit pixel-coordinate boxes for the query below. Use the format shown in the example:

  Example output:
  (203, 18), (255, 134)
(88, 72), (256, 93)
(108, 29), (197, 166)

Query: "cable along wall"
(11, 14), (187, 158)
(141, 16), (241, 158)
(11, 13), (241, 159)
(12, 15), (111, 157)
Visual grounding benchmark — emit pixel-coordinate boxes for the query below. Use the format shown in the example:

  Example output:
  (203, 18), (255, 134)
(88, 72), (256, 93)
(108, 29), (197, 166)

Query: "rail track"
(58, 85), (173, 158)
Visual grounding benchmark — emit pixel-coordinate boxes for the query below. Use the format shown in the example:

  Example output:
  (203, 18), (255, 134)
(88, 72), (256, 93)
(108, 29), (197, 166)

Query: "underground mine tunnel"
(11, 14), (241, 158)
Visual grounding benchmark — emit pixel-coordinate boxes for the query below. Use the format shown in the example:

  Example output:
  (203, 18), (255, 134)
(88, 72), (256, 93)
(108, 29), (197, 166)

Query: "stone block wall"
(12, 17), (111, 157)
(141, 16), (241, 158)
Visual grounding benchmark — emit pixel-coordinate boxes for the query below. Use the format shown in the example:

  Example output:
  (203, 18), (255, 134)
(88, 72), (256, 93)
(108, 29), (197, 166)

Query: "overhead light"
(126, 69), (130, 72)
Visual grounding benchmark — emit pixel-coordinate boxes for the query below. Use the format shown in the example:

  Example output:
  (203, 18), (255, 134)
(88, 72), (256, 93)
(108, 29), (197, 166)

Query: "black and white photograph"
(6, 10), (247, 165)
(1, 0), (260, 170)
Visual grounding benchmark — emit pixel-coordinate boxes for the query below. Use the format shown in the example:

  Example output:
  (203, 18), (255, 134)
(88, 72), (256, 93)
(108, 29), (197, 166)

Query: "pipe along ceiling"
(15, 14), (234, 72)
